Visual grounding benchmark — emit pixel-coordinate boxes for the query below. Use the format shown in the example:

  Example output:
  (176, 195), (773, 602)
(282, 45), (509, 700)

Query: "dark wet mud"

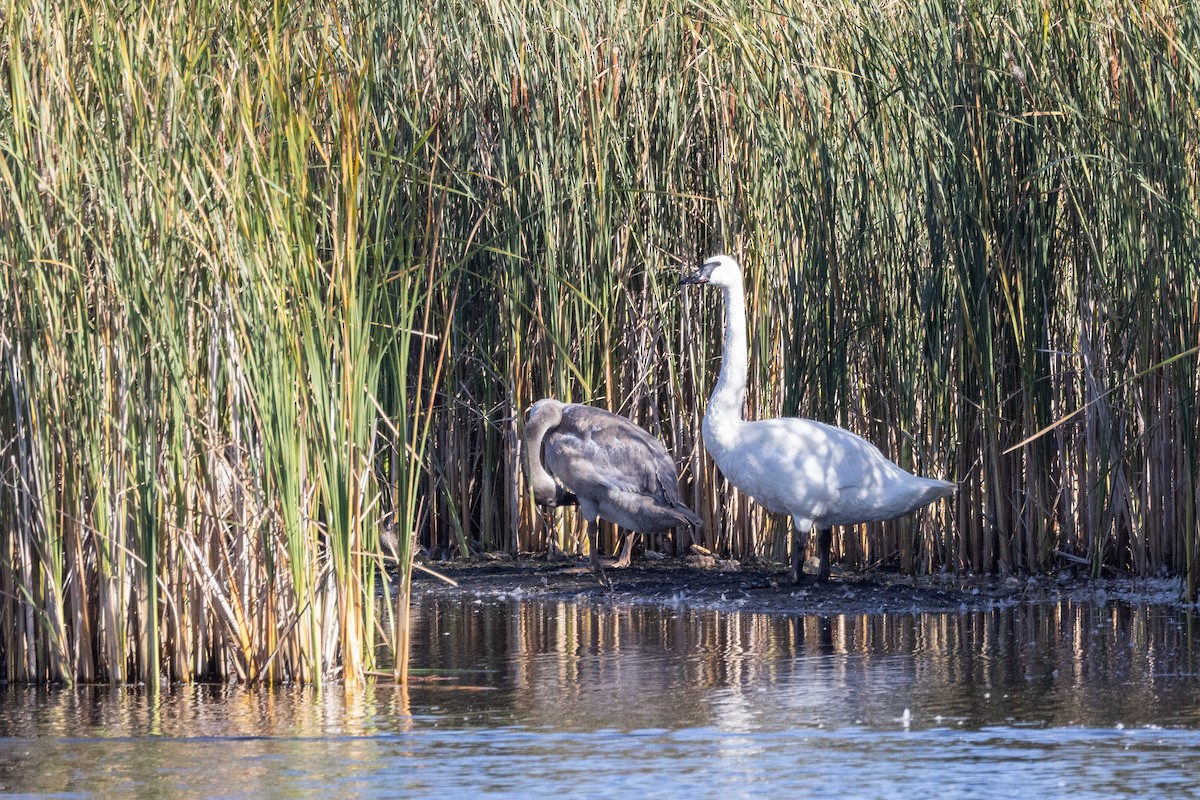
(410, 553), (1188, 615)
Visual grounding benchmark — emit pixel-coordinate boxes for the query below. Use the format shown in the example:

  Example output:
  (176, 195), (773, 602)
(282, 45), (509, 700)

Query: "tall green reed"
(0, 0), (440, 684)
(3, 0), (1199, 688)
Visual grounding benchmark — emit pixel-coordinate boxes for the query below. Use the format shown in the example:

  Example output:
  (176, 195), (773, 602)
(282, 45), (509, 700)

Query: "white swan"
(680, 255), (956, 583)
(524, 399), (702, 575)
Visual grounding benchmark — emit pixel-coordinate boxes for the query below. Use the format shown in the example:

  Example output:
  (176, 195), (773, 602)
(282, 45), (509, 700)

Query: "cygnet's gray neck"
(524, 405), (563, 504)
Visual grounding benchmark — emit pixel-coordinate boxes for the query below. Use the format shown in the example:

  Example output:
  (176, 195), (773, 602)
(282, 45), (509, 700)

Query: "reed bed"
(2, 0), (1198, 684)
(406, 0), (1199, 584)
(0, 0), (452, 684)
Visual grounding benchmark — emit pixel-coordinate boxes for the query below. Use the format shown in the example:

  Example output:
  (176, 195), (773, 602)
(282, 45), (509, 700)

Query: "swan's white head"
(679, 255), (743, 289)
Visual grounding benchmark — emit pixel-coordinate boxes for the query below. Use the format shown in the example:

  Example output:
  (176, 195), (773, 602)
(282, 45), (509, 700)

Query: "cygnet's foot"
(590, 562), (613, 589)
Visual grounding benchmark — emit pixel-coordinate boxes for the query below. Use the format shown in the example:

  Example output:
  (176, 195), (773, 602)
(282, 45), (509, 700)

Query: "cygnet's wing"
(547, 405), (674, 494)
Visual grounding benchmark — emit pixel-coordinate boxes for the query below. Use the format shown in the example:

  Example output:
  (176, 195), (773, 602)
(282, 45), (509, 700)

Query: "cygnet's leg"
(816, 528), (833, 582)
(612, 532), (636, 568)
(588, 519), (601, 573)
(540, 509), (569, 561)
(587, 520), (612, 588)
(791, 517), (813, 584)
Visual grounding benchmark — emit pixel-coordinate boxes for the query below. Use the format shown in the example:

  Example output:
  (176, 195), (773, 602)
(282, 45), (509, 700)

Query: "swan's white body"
(524, 399), (702, 572)
(681, 255), (955, 582)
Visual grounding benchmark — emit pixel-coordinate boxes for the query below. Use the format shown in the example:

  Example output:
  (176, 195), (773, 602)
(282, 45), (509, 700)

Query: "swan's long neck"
(704, 278), (749, 447)
(524, 404), (563, 505)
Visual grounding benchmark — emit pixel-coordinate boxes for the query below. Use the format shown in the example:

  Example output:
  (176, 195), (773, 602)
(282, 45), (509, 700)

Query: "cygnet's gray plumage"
(524, 398), (702, 573)
(680, 255), (956, 584)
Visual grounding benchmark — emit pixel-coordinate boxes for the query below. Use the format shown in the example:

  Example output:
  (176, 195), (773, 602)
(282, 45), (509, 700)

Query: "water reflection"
(409, 597), (1200, 731)
(0, 598), (1198, 798)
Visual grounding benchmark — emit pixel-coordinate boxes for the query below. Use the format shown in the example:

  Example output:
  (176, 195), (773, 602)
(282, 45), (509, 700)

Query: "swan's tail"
(919, 478), (958, 504)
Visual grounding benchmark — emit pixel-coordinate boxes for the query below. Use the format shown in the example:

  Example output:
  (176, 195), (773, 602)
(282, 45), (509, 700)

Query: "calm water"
(3, 597), (1200, 798)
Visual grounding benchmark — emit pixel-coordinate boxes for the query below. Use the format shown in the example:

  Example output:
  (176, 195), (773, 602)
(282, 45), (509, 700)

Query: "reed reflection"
(0, 684), (399, 797)
(408, 597), (1200, 731)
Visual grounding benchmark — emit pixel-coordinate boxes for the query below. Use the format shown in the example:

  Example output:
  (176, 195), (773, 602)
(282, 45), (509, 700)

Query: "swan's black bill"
(679, 260), (718, 286)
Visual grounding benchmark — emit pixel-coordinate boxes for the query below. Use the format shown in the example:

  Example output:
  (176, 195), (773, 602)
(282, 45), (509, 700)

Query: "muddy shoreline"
(409, 554), (1190, 615)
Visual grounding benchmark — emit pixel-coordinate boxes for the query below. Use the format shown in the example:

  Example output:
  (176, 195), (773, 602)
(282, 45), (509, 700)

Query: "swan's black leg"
(791, 525), (811, 584)
(817, 528), (832, 582)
